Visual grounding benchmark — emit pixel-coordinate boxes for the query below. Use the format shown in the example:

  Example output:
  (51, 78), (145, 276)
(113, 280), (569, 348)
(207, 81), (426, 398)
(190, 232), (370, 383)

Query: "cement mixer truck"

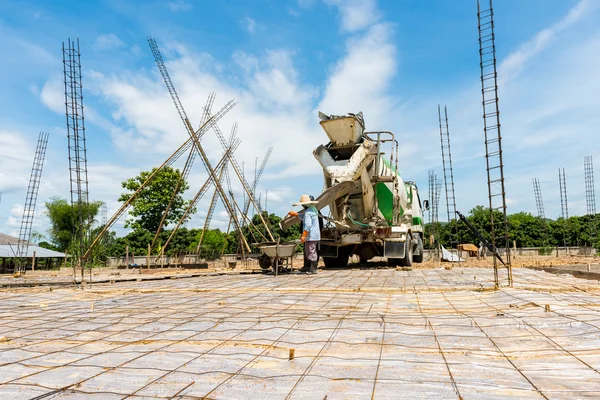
(281, 112), (428, 268)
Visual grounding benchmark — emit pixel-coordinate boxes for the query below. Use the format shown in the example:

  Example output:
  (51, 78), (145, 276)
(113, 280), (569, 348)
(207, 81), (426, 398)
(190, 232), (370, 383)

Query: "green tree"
(119, 166), (193, 233)
(38, 241), (60, 252)
(197, 229), (227, 260)
(45, 197), (102, 252)
(237, 212), (302, 252)
(30, 231), (45, 244)
(507, 212), (545, 247)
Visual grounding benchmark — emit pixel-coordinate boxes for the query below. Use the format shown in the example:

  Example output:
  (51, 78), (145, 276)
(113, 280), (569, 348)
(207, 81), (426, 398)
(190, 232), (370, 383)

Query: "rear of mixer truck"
(281, 112), (429, 268)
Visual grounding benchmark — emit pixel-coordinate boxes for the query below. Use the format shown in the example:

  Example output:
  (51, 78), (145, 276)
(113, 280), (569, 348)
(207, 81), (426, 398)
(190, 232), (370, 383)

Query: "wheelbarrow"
(255, 240), (301, 276)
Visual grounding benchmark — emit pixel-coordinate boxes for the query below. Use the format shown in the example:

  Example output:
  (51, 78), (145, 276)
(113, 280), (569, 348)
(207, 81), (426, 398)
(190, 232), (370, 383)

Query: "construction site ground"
(1, 258), (600, 399)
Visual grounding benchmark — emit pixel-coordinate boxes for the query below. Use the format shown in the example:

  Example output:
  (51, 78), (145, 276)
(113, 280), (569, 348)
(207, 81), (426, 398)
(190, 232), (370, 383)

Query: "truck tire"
(413, 235), (424, 263)
(399, 236), (413, 267)
(323, 248), (350, 269)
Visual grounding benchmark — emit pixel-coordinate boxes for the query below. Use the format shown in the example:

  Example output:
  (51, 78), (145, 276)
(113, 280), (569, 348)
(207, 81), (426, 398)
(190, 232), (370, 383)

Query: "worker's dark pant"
(302, 241), (319, 270)
(305, 241), (318, 262)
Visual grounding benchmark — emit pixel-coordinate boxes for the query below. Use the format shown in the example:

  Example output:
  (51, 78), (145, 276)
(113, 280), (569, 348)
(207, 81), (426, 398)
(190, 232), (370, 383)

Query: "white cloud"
(426, 3), (600, 220)
(10, 203), (23, 218)
(18, 0), (600, 236)
(60, 2), (397, 230)
(168, 0), (192, 12)
(499, 0), (593, 84)
(242, 16), (257, 34)
(232, 51), (259, 74)
(88, 44), (320, 181)
(130, 44), (143, 57)
(40, 77), (64, 114)
(288, 8), (301, 17)
(317, 23), (397, 125)
(93, 34), (125, 51)
(325, 0), (380, 32)
(0, 131), (32, 194)
(298, 0), (317, 8)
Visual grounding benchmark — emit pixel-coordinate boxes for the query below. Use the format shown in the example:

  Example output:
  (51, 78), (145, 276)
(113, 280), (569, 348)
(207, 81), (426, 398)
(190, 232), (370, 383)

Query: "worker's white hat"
(293, 194), (318, 206)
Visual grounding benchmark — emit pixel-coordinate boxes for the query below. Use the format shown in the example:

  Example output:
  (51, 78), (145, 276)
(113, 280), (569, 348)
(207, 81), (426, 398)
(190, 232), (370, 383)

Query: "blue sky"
(0, 0), (599, 239)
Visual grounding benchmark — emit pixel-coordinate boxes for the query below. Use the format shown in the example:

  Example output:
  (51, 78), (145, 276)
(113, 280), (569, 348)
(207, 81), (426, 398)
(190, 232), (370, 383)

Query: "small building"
(0, 233), (66, 273)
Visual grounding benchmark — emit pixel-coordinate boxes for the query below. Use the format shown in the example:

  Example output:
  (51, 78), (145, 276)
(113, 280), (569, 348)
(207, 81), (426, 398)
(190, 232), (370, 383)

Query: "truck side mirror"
(422, 200), (430, 212)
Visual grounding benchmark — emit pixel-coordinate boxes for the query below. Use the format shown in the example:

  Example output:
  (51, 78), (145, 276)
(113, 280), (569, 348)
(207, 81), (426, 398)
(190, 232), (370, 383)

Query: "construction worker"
(288, 194), (320, 274)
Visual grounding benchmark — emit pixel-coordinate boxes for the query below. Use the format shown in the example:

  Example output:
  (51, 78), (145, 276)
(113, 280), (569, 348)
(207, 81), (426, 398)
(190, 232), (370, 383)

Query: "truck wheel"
(323, 248), (349, 269)
(399, 236), (413, 267)
(413, 235), (424, 263)
(388, 258), (400, 267)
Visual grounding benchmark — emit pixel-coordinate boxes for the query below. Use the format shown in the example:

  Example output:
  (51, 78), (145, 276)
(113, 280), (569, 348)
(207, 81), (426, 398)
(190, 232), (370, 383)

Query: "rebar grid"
(1, 269), (600, 398)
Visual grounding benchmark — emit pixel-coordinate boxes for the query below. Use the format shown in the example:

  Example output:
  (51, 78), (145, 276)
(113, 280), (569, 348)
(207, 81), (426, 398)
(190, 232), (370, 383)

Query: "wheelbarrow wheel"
(259, 254), (272, 270)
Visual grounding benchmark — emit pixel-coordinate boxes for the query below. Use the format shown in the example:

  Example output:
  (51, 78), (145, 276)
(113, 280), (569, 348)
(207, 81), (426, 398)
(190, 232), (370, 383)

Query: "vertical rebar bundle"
(430, 176), (442, 258)
(100, 202), (107, 227)
(243, 147), (272, 219)
(559, 168), (569, 248)
(438, 105), (457, 224)
(150, 93), (217, 251)
(559, 168), (568, 220)
(147, 37), (258, 254)
(428, 170), (439, 256)
(438, 105), (458, 263)
(63, 38), (90, 281)
(584, 156), (597, 245)
(434, 178), (442, 225)
(15, 132), (49, 273)
(428, 170), (435, 227)
(196, 126), (238, 257)
(477, 0), (511, 287)
(533, 178), (548, 248)
(238, 147), (272, 246)
(533, 178), (545, 220)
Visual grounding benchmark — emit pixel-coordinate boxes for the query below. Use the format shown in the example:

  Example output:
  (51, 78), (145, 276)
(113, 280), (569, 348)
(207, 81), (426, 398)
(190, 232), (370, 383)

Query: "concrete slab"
(0, 268), (599, 398)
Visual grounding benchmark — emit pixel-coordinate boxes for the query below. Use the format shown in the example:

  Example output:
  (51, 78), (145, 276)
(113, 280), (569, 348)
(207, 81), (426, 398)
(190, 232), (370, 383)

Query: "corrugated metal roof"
(0, 245), (66, 258)
(0, 233), (32, 246)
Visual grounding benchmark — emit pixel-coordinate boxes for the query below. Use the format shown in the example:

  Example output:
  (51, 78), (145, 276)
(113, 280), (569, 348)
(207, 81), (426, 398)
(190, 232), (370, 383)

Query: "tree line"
(39, 166), (301, 263)
(37, 166), (599, 265)
(426, 205), (600, 250)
